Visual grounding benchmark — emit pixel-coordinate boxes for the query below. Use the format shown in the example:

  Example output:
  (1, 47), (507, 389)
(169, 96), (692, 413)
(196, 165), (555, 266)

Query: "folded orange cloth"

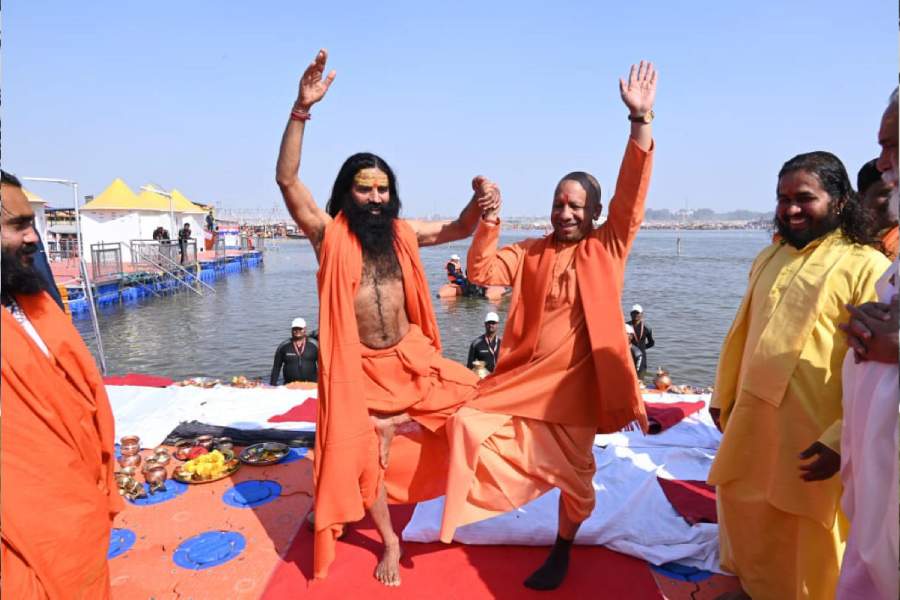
(1, 292), (123, 599)
(313, 213), (476, 578)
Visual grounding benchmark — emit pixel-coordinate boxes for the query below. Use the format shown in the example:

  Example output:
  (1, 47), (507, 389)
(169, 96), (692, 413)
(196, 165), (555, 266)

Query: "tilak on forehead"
(354, 168), (389, 188)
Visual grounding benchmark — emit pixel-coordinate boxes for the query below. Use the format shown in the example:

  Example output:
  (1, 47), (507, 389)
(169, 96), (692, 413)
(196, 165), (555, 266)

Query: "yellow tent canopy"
(23, 188), (48, 204)
(82, 180), (206, 214)
(81, 178), (143, 211)
(170, 189), (207, 214)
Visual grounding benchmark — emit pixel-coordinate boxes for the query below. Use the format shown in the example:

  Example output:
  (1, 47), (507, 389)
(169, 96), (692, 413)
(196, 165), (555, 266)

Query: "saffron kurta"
(708, 231), (889, 600)
(836, 259), (899, 600)
(312, 214), (477, 578)
(440, 139), (653, 541)
(1, 292), (123, 600)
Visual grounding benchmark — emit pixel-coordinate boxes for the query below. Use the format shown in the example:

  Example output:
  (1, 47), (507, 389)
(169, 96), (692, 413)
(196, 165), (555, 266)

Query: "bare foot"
(370, 415), (397, 469)
(374, 541), (402, 586)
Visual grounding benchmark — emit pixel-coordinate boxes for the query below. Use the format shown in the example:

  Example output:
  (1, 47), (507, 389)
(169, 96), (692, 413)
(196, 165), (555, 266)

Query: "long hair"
(777, 151), (876, 246)
(325, 152), (401, 218)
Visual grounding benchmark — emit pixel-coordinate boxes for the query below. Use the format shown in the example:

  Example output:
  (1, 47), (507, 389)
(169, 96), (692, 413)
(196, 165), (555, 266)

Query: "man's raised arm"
(408, 177), (500, 247)
(599, 61), (657, 259)
(276, 49), (336, 257)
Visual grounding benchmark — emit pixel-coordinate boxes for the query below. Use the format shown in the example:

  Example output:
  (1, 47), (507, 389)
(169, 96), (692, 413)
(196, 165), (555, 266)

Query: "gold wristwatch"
(628, 110), (655, 124)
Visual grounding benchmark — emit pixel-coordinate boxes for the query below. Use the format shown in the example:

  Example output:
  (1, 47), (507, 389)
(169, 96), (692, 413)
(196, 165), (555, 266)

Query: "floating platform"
(51, 250), (264, 317)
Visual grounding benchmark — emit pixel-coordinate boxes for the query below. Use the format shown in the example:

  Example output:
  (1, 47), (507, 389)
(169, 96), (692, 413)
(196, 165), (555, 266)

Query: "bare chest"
(353, 254), (409, 348)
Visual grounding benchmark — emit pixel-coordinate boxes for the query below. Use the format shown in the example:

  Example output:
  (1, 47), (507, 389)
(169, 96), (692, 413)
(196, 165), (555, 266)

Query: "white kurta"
(837, 259), (900, 600)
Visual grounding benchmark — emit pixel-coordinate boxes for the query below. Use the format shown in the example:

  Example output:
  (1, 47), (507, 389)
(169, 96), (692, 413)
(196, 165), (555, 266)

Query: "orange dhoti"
(441, 409), (597, 537)
(441, 138), (654, 541)
(359, 324), (477, 504)
(312, 214), (477, 577)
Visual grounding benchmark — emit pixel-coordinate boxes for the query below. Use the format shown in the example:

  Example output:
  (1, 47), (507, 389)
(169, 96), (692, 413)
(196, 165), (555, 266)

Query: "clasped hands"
(839, 294), (899, 364)
(471, 176), (501, 221)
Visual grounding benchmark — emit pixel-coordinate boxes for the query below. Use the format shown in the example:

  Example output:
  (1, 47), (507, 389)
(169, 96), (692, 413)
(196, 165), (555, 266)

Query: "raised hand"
(296, 49), (336, 110)
(619, 61), (657, 117)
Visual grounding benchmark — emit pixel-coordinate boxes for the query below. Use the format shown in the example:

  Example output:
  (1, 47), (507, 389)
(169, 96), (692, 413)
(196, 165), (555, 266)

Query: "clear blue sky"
(4, 1), (896, 216)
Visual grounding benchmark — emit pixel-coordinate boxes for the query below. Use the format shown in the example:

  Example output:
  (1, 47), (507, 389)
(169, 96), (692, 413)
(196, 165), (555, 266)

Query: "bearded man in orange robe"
(439, 61), (657, 591)
(1, 169), (124, 599)
(276, 49), (500, 586)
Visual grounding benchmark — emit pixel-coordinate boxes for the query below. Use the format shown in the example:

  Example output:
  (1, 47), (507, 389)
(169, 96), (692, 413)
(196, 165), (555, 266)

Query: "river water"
(75, 229), (771, 386)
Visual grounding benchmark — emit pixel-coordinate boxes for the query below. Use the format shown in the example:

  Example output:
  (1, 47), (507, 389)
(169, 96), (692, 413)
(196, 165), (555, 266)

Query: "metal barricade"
(131, 239), (197, 269)
(214, 236), (226, 260)
(90, 242), (123, 281)
(47, 238), (80, 261)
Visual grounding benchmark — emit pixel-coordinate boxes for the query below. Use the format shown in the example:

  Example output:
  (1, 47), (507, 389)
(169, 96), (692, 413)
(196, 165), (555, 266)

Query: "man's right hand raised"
(296, 48), (336, 111)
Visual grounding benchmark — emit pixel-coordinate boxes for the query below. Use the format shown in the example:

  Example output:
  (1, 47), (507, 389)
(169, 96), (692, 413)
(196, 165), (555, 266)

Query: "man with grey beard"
(835, 88), (900, 600)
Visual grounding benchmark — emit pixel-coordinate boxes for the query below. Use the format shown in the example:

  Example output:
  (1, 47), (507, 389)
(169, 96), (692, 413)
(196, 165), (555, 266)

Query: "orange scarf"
(1, 292), (122, 599)
(881, 225), (898, 261)
(313, 213), (441, 578)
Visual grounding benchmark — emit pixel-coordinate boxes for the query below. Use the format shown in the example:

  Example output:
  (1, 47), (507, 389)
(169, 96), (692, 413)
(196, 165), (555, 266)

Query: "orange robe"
(313, 213), (477, 578)
(440, 139), (653, 541)
(1, 292), (123, 599)
(881, 224), (898, 261)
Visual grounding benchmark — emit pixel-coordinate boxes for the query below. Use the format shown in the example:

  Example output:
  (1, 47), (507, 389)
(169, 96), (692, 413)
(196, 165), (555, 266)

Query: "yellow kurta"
(708, 230), (889, 600)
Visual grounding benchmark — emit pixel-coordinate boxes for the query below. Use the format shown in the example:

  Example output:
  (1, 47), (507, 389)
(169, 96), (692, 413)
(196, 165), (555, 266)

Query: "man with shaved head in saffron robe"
(439, 61), (657, 592)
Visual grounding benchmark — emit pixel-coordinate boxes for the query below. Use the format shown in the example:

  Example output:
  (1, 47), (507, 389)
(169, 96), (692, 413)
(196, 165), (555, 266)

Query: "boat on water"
(437, 282), (507, 301)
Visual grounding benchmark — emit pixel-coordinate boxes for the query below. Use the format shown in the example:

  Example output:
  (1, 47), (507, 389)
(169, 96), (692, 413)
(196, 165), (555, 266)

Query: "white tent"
(80, 179), (207, 263)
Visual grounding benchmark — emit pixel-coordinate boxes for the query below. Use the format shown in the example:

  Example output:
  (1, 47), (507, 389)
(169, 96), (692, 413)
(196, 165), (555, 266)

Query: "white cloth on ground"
(107, 384), (317, 447)
(403, 393), (724, 573)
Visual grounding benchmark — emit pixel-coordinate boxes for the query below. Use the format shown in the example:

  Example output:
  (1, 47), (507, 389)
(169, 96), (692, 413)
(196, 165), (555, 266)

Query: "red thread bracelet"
(290, 109), (312, 122)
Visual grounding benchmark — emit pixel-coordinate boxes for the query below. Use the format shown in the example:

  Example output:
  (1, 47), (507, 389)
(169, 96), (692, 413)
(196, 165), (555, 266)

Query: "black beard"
(1, 244), (45, 304)
(774, 211), (841, 249)
(344, 200), (398, 260)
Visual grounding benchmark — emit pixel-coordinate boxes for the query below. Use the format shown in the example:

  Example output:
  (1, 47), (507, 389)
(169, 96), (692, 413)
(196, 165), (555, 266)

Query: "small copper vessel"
(120, 435), (141, 456)
(195, 435), (214, 450)
(214, 437), (234, 452)
(173, 439), (194, 461)
(144, 465), (167, 484)
(118, 453), (142, 468)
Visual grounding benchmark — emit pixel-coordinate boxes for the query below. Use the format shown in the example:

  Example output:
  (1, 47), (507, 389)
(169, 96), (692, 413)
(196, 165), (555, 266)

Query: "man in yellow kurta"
(708, 151), (891, 600)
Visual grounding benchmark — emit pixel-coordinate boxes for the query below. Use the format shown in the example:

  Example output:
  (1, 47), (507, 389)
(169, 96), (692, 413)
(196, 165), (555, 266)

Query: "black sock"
(524, 535), (573, 591)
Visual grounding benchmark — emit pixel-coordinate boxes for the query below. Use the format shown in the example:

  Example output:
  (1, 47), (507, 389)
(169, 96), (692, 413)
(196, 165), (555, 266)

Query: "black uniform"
(270, 338), (319, 385)
(467, 334), (501, 372)
(627, 320), (654, 372)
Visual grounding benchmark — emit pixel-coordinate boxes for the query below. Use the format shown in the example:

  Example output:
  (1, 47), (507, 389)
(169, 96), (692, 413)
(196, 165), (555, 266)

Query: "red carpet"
(103, 373), (174, 387)
(261, 505), (662, 599)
